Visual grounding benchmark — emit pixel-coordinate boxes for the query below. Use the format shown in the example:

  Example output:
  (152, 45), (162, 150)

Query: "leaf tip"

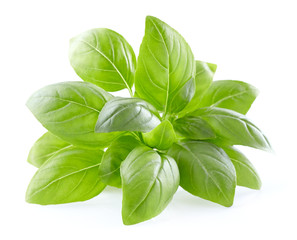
(121, 211), (139, 226)
(222, 201), (234, 208)
(25, 189), (34, 204)
(145, 15), (155, 22)
(207, 62), (218, 73)
(218, 195), (235, 207)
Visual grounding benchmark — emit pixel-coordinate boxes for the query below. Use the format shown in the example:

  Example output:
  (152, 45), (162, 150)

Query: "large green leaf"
(143, 120), (176, 150)
(134, 16), (195, 114)
(168, 141), (236, 207)
(28, 132), (71, 168)
(121, 146), (179, 225)
(26, 82), (119, 148)
(95, 97), (161, 133)
(69, 28), (136, 94)
(180, 60), (217, 115)
(182, 107), (271, 151)
(173, 116), (216, 140)
(222, 146), (261, 189)
(26, 147), (106, 205)
(199, 80), (259, 114)
(99, 134), (142, 188)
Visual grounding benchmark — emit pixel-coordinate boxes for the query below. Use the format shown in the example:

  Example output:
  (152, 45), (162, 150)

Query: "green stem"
(127, 86), (133, 97)
(163, 113), (176, 122)
(131, 131), (143, 143)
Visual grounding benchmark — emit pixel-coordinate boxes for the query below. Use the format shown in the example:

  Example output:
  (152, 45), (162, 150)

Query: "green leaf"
(28, 132), (71, 168)
(180, 60), (217, 115)
(69, 28), (136, 94)
(183, 107), (271, 151)
(26, 146), (106, 205)
(95, 97), (161, 133)
(143, 120), (176, 150)
(26, 81), (119, 149)
(134, 16), (195, 114)
(221, 146), (261, 189)
(121, 146), (179, 225)
(99, 134), (142, 188)
(199, 80), (259, 114)
(173, 116), (216, 140)
(168, 141), (236, 207)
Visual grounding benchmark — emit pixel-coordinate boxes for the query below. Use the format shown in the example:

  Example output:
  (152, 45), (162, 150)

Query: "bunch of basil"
(26, 16), (271, 225)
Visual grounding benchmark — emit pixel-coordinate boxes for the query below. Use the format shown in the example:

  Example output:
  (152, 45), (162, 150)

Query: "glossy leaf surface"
(26, 82), (118, 148)
(173, 116), (216, 140)
(135, 16), (195, 114)
(99, 135), (142, 188)
(180, 61), (217, 115)
(28, 132), (71, 168)
(199, 80), (259, 114)
(121, 146), (179, 225)
(143, 120), (176, 150)
(183, 107), (271, 151)
(95, 97), (161, 133)
(222, 146), (261, 189)
(168, 141), (236, 207)
(69, 28), (136, 93)
(26, 147), (106, 205)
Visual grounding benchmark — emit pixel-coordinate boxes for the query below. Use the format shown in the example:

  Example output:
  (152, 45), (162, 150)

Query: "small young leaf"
(143, 120), (176, 150)
(168, 141), (236, 207)
(26, 82), (119, 149)
(182, 107), (271, 151)
(135, 16), (195, 114)
(222, 146), (261, 189)
(28, 132), (71, 168)
(199, 80), (259, 114)
(121, 146), (179, 225)
(69, 28), (136, 94)
(180, 61), (217, 115)
(26, 147), (106, 205)
(99, 134), (142, 188)
(173, 116), (216, 140)
(95, 97), (161, 133)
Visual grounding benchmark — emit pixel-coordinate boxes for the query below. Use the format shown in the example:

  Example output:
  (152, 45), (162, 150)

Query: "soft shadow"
(171, 188), (222, 209)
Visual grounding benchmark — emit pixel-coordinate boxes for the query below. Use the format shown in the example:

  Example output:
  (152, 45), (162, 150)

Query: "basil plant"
(26, 16), (271, 225)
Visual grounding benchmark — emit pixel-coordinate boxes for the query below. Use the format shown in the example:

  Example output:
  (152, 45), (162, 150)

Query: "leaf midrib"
(81, 40), (132, 92)
(28, 163), (101, 199)
(126, 158), (163, 221)
(230, 157), (260, 180)
(178, 143), (232, 202)
(31, 96), (100, 113)
(211, 90), (251, 107)
(149, 18), (170, 115)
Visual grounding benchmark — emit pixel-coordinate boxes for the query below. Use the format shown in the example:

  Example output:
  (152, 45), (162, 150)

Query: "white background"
(1, 0), (296, 239)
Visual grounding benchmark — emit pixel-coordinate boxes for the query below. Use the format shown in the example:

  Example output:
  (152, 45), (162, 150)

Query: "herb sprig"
(26, 16), (271, 225)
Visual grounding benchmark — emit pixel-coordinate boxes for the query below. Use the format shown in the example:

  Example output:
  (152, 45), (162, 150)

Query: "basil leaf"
(26, 146), (106, 205)
(121, 146), (179, 225)
(26, 82), (119, 148)
(134, 16), (195, 114)
(95, 97), (161, 133)
(199, 80), (259, 114)
(69, 28), (136, 94)
(222, 146), (261, 189)
(143, 120), (176, 150)
(28, 132), (71, 168)
(183, 107), (271, 151)
(168, 141), (236, 207)
(99, 135), (142, 188)
(173, 116), (216, 140)
(180, 61), (217, 115)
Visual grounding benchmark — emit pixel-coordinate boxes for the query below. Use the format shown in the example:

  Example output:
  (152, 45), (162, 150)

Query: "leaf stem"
(127, 86), (133, 97)
(131, 131), (143, 142)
